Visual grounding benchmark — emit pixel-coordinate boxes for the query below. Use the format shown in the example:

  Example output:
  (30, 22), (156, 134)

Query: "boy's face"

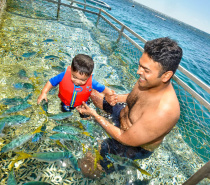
(71, 70), (90, 86)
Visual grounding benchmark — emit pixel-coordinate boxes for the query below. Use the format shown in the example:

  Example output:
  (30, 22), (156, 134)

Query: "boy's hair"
(71, 54), (94, 76)
(144, 37), (183, 77)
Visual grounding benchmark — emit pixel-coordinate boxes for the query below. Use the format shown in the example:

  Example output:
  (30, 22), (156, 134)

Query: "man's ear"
(161, 71), (173, 83)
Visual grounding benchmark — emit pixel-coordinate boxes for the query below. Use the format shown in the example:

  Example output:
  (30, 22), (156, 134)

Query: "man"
(76, 37), (183, 177)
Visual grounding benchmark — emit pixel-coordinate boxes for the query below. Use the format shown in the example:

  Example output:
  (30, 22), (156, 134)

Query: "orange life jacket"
(58, 66), (92, 107)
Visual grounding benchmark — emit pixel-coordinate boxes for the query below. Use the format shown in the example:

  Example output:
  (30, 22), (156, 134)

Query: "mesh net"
(172, 80), (210, 162)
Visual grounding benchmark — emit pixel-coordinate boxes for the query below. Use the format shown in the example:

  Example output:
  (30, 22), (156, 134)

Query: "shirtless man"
(76, 37), (183, 176)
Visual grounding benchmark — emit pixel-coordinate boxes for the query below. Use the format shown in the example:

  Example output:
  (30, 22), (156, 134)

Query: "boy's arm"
(103, 87), (128, 105)
(37, 81), (53, 104)
(92, 79), (128, 105)
(37, 72), (65, 104)
(102, 87), (117, 105)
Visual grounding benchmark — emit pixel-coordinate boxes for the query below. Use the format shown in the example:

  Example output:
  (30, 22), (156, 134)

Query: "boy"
(37, 54), (114, 117)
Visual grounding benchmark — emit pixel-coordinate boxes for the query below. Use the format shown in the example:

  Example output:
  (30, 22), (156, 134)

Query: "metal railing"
(85, 0), (111, 10)
(37, 0), (210, 183)
(183, 161), (210, 185)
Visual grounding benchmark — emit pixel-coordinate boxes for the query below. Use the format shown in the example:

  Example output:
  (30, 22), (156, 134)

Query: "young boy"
(37, 54), (114, 117)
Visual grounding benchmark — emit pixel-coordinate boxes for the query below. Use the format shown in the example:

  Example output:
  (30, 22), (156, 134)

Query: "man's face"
(71, 70), (89, 86)
(137, 53), (163, 89)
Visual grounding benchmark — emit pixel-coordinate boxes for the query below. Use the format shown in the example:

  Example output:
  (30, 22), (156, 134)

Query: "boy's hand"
(37, 81), (53, 104)
(37, 93), (47, 105)
(105, 90), (118, 106)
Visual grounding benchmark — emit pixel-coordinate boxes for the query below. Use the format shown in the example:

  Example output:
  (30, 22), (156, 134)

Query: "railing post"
(183, 161), (210, 185)
(96, 9), (101, 27)
(57, 0), (61, 18)
(117, 25), (125, 43)
(84, 0), (86, 9)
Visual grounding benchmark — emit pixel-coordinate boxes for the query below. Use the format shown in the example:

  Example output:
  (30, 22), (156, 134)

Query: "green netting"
(172, 80), (210, 162)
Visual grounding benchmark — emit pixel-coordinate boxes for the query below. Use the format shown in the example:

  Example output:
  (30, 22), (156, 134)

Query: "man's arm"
(115, 94), (128, 103)
(77, 102), (178, 147)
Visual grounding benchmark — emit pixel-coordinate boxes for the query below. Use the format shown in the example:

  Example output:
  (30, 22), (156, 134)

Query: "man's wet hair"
(144, 37), (183, 77)
(71, 54), (94, 76)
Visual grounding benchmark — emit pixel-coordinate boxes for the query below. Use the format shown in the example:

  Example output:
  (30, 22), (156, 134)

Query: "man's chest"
(126, 88), (158, 123)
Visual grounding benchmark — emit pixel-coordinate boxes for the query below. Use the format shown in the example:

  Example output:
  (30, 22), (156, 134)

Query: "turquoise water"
(0, 0), (209, 184)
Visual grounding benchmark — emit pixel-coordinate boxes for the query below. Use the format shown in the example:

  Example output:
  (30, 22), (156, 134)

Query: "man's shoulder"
(158, 90), (180, 122)
(145, 94), (180, 133)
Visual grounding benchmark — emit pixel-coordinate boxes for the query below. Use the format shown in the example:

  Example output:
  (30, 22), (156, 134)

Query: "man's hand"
(105, 90), (118, 106)
(76, 102), (97, 117)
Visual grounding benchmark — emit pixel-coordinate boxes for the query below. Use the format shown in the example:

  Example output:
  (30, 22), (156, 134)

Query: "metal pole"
(117, 25), (125, 43)
(57, 0), (61, 18)
(183, 161), (210, 185)
(84, 0), (86, 10)
(96, 9), (101, 27)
